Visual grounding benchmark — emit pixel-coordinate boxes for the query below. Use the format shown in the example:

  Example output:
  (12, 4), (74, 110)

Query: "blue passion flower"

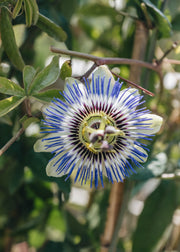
(34, 66), (163, 188)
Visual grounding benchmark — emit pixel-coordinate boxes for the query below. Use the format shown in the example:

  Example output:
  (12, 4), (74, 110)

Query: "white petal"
(102, 156), (125, 182)
(46, 154), (66, 177)
(92, 65), (115, 93)
(117, 88), (140, 104)
(130, 145), (148, 163)
(64, 77), (86, 97)
(135, 114), (163, 135)
(34, 133), (62, 153)
(123, 88), (140, 97)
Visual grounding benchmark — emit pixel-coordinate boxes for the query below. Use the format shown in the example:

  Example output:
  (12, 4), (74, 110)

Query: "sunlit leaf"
(0, 96), (25, 117)
(0, 77), (25, 96)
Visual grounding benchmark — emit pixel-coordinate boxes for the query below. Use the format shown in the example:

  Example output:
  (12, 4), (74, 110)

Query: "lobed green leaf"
(0, 77), (25, 96)
(0, 96), (25, 117)
(28, 56), (60, 95)
(36, 13), (67, 42)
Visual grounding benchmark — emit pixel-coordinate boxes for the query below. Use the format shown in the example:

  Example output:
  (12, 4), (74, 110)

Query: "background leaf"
(132, 181), (178, 252)
(36, 14), (67, 42)
(142, 0), (172, 38)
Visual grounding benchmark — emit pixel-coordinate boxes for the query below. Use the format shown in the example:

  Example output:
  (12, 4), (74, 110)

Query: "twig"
(50, 47), (159, 72)
(156, 41), (179, 65)
(163, 59), (180, 65)
(111, 70), (154, 96)
(79, 63), (98, 81)
(118, 10), (138, 20)
(0, 128), (24, 156)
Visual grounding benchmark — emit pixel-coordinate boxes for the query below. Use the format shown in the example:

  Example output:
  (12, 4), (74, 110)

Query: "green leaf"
(0, 96), (25, 117)
(60, 60), (72, 80)
(12, 0), (23, 19)
(24, 0), (33, 27)
(28, 56), (60, 95)
(0, 7), (25, 71)
(23, 65), (37, 94)
(32, 89), (63, 102)
(142, 0), (172, 38)
(132, 181), (178, 252)
(0, 77), (25, 96)
(36, 13), (67, 42)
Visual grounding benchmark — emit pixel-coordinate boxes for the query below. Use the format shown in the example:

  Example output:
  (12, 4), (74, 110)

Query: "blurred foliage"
(0, 0), (180, 251)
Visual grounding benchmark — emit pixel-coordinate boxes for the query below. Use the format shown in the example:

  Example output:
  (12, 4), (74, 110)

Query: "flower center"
(79, 111), (125, 153)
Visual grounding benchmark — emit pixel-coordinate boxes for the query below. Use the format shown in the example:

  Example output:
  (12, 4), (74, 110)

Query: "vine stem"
(51, 46), (159, 96)
(0, 128), (24, 156)
(100, 20), (149, 252)
(50, 46), (159, 72)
